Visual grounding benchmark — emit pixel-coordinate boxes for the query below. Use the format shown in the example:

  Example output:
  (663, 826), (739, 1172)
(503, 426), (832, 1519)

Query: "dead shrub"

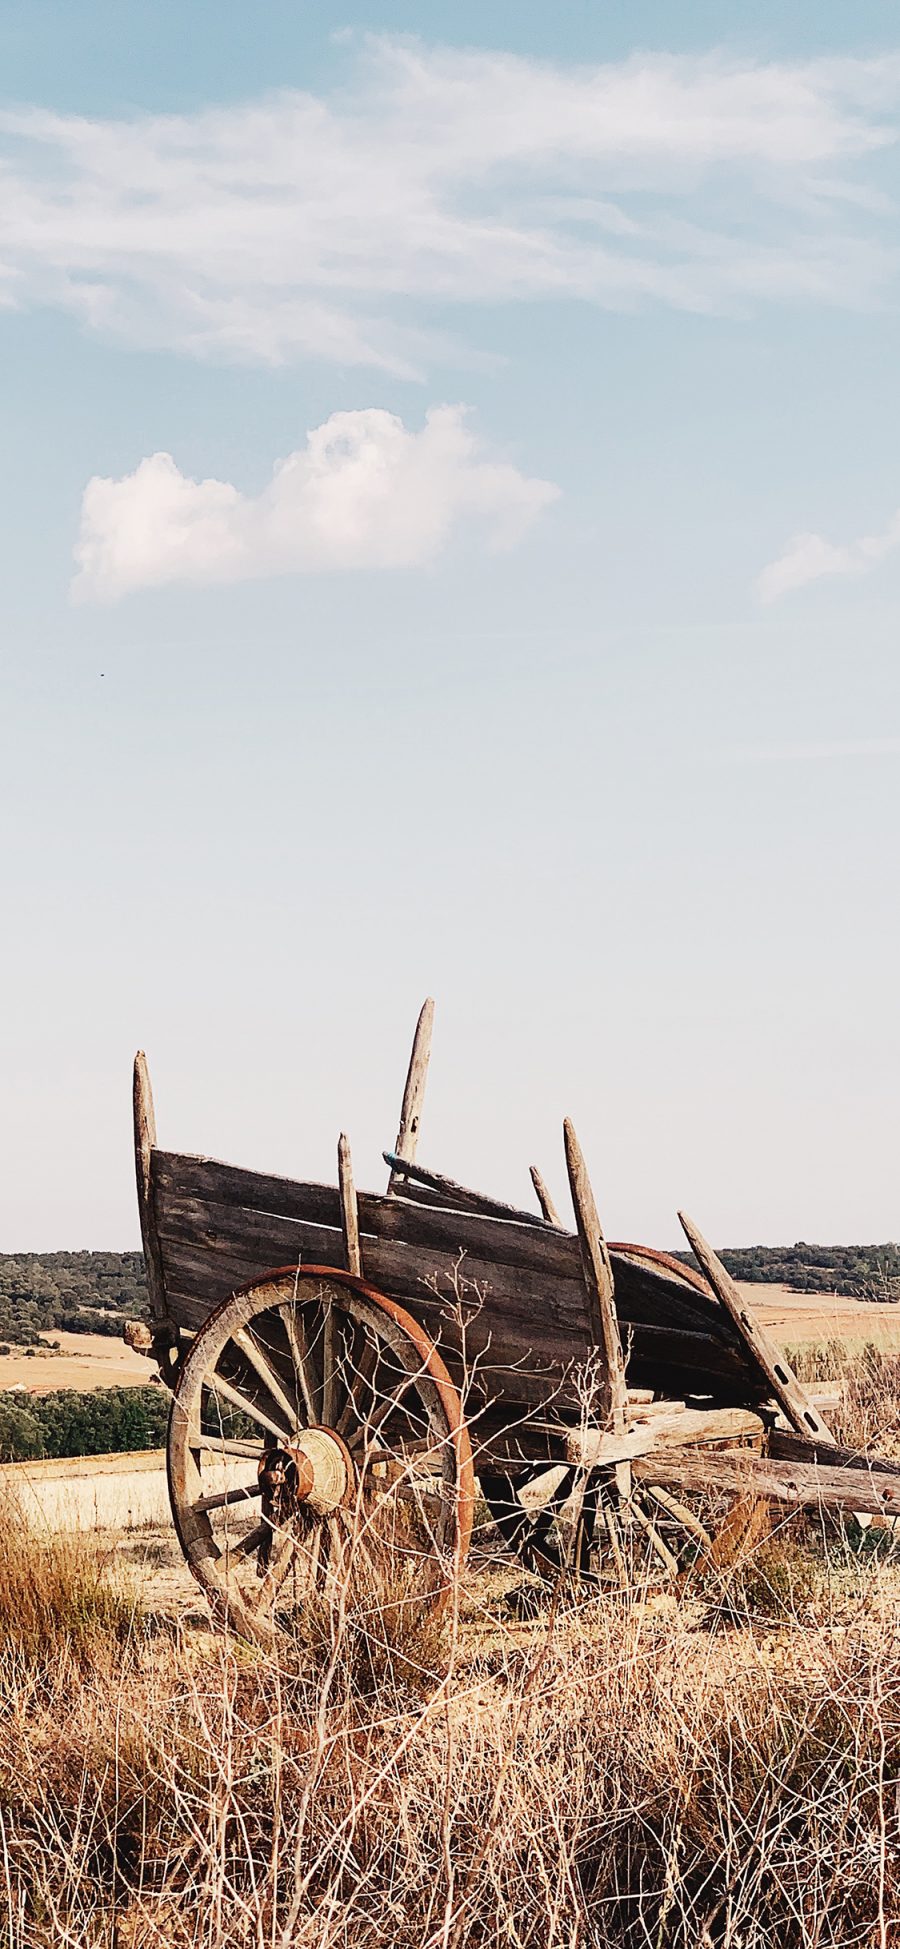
(0, 1490), (138, 1669)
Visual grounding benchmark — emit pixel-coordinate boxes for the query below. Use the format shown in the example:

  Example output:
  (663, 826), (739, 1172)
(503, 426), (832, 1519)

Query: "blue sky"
(2, 1), (900, 1248)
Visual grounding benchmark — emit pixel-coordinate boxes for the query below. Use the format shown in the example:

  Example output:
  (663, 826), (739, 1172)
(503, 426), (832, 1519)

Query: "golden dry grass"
(1, 1343), (900, 1946)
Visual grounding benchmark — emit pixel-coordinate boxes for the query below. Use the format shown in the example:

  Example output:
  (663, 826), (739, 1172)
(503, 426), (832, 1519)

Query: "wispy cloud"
(71, 405), (559, 601)
(2, 36), (900, 372)
(757, 510), (900, 600)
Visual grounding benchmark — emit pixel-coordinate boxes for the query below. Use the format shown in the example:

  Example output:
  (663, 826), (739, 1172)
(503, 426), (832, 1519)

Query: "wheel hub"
(259, 1428), (354, 1520)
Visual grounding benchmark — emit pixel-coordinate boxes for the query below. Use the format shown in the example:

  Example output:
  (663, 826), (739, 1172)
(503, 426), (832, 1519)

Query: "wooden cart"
(131, 1001), (900, 1643)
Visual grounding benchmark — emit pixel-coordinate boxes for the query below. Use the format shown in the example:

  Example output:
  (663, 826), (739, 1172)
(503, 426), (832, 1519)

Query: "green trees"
(0, 1398), (46, 1461)
(0, 1253), (148, 1346)
(0, 1386), (168, 1461)
(709, 1243), (900, 1299)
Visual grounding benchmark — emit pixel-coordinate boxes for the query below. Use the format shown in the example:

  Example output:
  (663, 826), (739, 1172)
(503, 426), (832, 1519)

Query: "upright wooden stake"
(529, 1165), (562, 1227)
(677, 1211), (835, 1443)
(387, 997), (434, 1194)
(338, 1132), (362, 1278)
(564, 1121), (628, 1429)
(564, 1120), (631, 1499)
(133, 1052), (167, 1326)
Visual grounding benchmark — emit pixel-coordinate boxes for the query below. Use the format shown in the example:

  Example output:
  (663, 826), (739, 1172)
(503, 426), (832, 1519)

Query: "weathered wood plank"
(157, 1249), (754, 1430)
(567, 1406), (764, 1467)
(633, 1445), (900, 1517)
(383, 1153), (548, 1228)
(563, 1120), (628, 1436)
(133, 1053), (167, 1325)
(153, 1184), (752, 1384)
(152, 1151), (724, 1331)
(678, 1212), (835, 1442)
(154, 1151), (568, 1275)
(337, 1133), (361, 1278)
(387, 998), (434, 1193)
(154, 1196), (588, 1341)
(152, 1170), (728, 1351)
(530, 1166), (562, 1227)
(768, 1429), (900, 1480)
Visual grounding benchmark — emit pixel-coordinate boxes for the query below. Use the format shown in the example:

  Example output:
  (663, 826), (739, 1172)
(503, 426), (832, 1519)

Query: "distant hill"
(0, 1253), (148, 1348)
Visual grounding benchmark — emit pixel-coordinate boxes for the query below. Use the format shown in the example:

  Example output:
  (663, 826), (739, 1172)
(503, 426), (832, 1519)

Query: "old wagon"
(131, 1000), (900, 1643)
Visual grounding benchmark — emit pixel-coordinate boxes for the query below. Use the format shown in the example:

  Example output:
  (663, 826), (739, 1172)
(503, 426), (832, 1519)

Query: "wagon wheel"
(481, 1466), (712, 1588)
(167, 1267), (475, 1647)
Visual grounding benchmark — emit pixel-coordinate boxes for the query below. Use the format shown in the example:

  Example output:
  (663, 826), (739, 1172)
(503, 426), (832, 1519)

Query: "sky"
(2, 0), (900, 1251)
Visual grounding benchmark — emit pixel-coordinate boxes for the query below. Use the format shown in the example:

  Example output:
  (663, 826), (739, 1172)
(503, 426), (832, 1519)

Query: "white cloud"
(757, 509), (900, 600)
(71, 405), (559, 601)
(2, 38), (900, 372)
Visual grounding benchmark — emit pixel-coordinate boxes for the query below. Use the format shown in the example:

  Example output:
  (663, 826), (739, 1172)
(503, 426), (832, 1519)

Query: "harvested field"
(741, 1280), (900, 1349)
(0, 1329), (151, 1394)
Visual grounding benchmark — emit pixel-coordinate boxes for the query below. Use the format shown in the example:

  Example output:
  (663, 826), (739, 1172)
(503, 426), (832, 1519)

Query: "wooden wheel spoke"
(196, 1436), (263, 1460)
(232, 1327), (299, 1432)
(335, 1328), (379, 1440)
(321, 1297), (337, 1425)
(291, 1523), (322, 1595)
(279, 1302), (319, 1425)
(206, 1371), (292, 1443)
(248, 1529), (297, 1607)
(194, 1481), (263, 1515)
(352, 1369), (430, 1455)
(229, 1521), (270, 1560)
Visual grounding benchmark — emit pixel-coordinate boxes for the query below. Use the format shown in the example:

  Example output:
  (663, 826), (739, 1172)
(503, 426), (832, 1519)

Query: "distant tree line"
(0, 1385), (167, 1462)
(0, 1253), (149, 1346)
(678, 1242), (900, 1302)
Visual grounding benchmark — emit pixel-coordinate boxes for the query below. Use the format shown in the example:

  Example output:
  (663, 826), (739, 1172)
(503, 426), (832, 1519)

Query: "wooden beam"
(677, 1211), (834, 1443)
(337, 1132), (362, 1278)
(769, 1428), (900, 1480)
(133, 1052), (168, 1326)
(383, 1153), (547, 1228)
(563, 1121), (628, 1432)
(530, 1165), (562, 1227)
(634, 1444), (900, 1519)
(567, 1405), (764, 1469)
(563, 1120), (632, 1502)
(387, 998), (434, 1194)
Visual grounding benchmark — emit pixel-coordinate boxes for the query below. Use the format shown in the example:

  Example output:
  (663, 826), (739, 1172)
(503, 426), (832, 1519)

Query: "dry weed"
(0, 1486), (898, 1947)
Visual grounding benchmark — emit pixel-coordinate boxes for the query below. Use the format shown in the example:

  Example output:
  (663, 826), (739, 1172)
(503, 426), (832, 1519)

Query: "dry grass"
(0, 1493), (139, 1667)
(3, 1345), (900, 1946)
(790, 1338), (900, 1457)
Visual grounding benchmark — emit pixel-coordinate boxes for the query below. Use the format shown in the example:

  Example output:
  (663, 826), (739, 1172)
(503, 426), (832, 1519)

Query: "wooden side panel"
(152, 1152), (718, 1318)
(150, 1150), (760, 1407)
